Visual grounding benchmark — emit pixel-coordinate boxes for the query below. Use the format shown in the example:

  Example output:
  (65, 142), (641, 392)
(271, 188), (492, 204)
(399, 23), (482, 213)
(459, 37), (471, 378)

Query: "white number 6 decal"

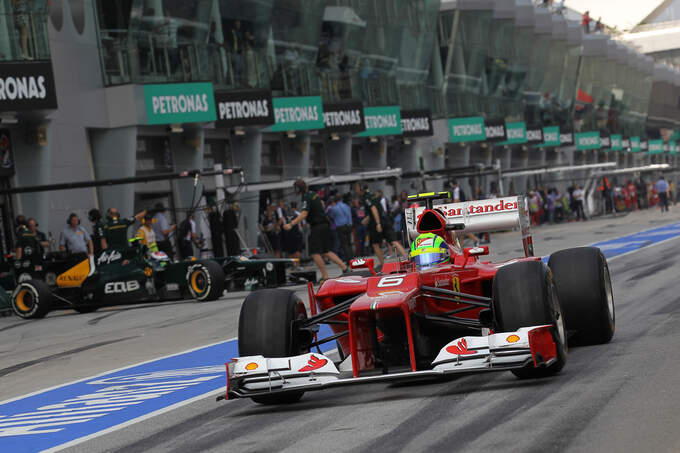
(377, 276), (404, 288)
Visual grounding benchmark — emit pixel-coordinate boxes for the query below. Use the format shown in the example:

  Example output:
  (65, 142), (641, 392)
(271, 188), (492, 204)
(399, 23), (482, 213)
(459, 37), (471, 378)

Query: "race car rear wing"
(404, 195), (534, 257)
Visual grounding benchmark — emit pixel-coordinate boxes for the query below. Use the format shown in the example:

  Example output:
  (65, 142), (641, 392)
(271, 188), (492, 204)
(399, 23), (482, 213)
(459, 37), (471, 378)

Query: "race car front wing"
(224, 325), (557, 400)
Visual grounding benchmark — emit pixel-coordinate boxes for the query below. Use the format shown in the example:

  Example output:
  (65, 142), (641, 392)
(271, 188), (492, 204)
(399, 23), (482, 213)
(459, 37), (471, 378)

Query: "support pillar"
(13, 121), (54, 229)
(90, 126), (137, 218)
(231, 128), (262, 247)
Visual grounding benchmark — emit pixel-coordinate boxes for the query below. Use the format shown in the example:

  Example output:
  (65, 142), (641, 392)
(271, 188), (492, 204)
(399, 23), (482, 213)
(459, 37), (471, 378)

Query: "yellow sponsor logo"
(57, 259), (91, 288)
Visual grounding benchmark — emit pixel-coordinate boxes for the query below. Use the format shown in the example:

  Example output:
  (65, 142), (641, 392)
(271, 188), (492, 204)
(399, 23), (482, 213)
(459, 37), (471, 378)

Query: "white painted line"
(0, 337), (236, 407)
(42, 388), (225, 453)
(44, 347), (340, 453)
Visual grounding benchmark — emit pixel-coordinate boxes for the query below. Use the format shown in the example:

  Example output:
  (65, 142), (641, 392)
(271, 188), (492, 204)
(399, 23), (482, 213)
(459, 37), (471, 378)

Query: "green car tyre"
(186, 260), (225, 301)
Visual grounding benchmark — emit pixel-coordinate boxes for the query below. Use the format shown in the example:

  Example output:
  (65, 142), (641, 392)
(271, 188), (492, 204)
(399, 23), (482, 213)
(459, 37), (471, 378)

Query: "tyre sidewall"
(186, 263), (212, 301)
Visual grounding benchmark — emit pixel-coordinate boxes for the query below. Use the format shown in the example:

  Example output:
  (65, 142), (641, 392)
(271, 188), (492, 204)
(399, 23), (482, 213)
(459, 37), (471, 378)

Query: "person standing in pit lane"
(104, 207), (147, 250)
(15, 217), (41, 270)
(59, 213), (93, 261)
(87, 209), (108, 254)
(151, 203), (176, 259)
(354, 183), (408, 267)
(27, 218), (49, 255)
(136, 213), (159, 252)
(655, 175), (670, 212)
(283, 179), (348, 282)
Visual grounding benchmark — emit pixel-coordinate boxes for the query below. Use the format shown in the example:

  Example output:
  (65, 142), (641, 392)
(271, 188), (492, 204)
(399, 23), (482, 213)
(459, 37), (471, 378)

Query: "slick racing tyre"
(239, 289), (310, 404)
(186, 260), (225, 301)
(12, 279), (53, 319)
(492, 261), (567, 378)
(548, 247), (615, 345)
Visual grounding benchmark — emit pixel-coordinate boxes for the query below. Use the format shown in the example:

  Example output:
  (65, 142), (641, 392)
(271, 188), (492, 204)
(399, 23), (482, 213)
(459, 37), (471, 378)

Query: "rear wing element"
(404, 195), (534, 257)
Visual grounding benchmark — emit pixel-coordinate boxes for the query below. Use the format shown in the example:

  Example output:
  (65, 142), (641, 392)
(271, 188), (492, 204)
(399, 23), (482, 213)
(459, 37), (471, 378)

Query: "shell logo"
(506, 334), (520, 343)
(245, 362), (259, 371)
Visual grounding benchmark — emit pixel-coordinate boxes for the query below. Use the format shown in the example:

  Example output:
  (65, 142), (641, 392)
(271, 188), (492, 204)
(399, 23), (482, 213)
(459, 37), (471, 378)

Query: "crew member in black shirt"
(88, 209), (108, 254)
(283, 179), (348, 281)
(355, 183), (408, 266)
(104, 207), (147, 250)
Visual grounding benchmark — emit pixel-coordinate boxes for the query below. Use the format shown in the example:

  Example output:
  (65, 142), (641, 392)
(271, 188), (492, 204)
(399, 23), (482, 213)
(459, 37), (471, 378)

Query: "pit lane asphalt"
(2, 207), (680, 452)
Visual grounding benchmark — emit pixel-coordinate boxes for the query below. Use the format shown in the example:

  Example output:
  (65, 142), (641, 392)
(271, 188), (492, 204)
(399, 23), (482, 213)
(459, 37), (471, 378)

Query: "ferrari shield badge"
(452, 275), (460, 300)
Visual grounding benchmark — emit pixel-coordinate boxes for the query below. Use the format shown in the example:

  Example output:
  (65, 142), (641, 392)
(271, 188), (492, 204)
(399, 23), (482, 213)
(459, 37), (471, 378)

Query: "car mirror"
(463, 246), (489, 259)
(350, 257), (376, 276)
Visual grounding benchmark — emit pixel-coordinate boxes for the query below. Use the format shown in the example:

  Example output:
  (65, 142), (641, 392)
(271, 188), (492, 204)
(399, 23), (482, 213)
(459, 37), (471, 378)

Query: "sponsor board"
(401, 109), (433, 137)
(500, 122), (527, 145)
(526, 125), (543, 144)
(484, 120), (507, 143)
(648, 139), (663, 154)
(630, 136), (641, 152)
(670, 141), (677, 155)
(610, 134), (622, 151)
(0, 61), (57, 110)
(355, 106), (402, 137)
(622, 138), (630, 149)
(214, 90), (274, 127)
(575, 131), (600, 151)
(641, 140), (648, 152)
(559, 131), (574, 146)
(600, 135), (611, 149)
(144, 83), (216, 125)
(323, 101), (365, 134)
(542, 126), (560, 147)
(448, 117), (486, 143)
(267, 96), (324, 132)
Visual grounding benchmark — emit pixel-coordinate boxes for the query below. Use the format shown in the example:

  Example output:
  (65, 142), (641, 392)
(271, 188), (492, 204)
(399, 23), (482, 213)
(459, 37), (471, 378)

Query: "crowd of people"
(526, 175), (675, 226)
(259, 181), (416, 280)
(258, 180), (492, 280)
(11, 202), (244, 267)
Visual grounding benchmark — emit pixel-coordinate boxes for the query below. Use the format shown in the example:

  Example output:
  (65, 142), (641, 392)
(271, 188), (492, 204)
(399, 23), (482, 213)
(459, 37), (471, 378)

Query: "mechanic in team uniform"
(88, 208), (108, 254)
(354, 183), (408, 266)
(104, 207), (147, 250)
(15, 217), (42, 269)
(283, 179), (348, 281)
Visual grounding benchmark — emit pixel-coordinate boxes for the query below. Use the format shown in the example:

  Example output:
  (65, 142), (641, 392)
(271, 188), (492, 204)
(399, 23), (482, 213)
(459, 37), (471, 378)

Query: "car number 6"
(377, 276), (404, 287)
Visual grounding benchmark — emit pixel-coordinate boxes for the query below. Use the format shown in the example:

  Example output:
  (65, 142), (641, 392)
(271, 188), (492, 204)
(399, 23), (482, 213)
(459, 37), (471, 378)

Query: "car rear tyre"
(187, 260), (225, 301)
(492, 261), (567, 378)
(548, 247), (615, 345)
(239, 289), (310, 404)
(12, 280), (53, 319)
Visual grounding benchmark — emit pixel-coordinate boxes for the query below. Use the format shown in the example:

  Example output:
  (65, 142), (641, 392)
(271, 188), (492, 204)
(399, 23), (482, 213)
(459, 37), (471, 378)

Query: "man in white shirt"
(572, 184), (587, 221)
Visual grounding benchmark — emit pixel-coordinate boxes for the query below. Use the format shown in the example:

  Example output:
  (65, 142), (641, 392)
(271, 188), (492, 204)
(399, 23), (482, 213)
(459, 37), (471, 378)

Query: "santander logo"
(446, 338), (477, 355)
(298, 355), (328, 372)
(446, 200), (518, 217)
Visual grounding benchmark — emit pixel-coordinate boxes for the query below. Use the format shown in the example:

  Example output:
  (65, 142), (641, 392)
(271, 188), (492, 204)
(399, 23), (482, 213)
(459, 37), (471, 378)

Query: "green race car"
(10, 239), (225, 319)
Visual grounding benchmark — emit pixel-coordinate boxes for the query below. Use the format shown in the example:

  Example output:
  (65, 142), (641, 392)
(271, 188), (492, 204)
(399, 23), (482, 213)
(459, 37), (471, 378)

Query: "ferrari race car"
(224, 193), (615, 404)
(10, 238), (225, 319)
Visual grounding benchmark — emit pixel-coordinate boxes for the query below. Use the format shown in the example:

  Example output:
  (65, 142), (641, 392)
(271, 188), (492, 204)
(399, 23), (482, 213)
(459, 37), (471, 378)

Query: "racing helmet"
(409, 233), (450, 269)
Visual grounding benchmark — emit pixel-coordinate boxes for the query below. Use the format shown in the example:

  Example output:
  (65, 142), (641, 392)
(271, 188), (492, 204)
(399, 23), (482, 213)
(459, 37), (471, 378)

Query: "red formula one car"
(224, 193), (615, 404)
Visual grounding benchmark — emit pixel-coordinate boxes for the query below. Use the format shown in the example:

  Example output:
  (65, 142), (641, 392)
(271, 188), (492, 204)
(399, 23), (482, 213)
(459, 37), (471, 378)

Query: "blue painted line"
(3, 221), (680, 452)
(540, 222), (680, 263)
(0, 324), (333, 452)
